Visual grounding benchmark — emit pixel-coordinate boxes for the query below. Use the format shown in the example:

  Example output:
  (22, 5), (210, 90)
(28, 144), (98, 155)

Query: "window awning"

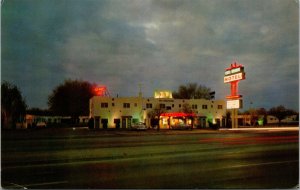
(160, 112), (196, 117)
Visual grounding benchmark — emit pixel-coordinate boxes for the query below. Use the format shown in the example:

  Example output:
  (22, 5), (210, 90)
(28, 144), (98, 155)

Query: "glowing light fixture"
(94, 86), (107, 96)
(160, 112), (196, 117)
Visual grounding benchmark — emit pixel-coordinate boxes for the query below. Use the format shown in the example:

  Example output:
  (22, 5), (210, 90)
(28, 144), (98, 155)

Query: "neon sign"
(225, 66), (244, 76)
(94, 86), (107, 96)
(224, 72), (245, 83)
(154, 90), (173, 99)
(160, 112), (196, 117)
(224, 61), (246, 128)
(224, 62), (246, 97)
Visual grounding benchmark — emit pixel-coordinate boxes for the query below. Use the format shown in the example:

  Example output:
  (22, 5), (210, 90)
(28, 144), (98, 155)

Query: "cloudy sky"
(2, 0), (299, 111)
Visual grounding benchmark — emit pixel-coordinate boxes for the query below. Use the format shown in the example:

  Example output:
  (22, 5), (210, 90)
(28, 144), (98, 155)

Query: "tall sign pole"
(224, 62), (246, 128)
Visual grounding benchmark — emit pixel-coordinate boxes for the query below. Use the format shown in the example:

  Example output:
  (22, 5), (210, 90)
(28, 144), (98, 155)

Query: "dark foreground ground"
(1, 127), (299, 189)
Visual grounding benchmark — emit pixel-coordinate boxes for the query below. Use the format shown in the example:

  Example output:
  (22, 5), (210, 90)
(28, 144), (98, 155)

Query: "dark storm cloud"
(1, 0), (298, 111)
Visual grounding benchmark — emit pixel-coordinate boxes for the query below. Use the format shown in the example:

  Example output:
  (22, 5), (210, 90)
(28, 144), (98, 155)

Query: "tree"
(147, 104), (166, 130)
(1, 81), (27, 129)
(48, 79), (95, 123)
(181, 103), (193, 114)
(256, 108), (268, 125)
(268, 105), (296, 126)
(27, 107), (53, 116)
(173, 83), (212, 99)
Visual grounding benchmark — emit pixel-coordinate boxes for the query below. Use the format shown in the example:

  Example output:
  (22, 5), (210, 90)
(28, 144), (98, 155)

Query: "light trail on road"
(200, 135), (299, 145)
(2, 129), (298, 188)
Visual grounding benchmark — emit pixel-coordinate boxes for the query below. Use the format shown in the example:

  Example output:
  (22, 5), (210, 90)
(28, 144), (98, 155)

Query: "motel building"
(89, 90), (226, 129)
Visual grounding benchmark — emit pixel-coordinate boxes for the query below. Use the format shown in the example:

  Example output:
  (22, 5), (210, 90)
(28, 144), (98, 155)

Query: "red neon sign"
(224, 72), (245, 83)
(94, 86), (107, 96)
(224, 61), (246, 101)
(160, 112), (196, 117)
(225, 62), (243, 71)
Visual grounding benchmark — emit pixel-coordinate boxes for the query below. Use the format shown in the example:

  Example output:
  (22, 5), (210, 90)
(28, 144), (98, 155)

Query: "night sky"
(2, 0), (299, 111)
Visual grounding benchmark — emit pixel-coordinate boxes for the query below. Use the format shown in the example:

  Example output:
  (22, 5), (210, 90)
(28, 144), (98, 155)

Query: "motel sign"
(224, 72), (245, 83)
(224, 61), (246, 128)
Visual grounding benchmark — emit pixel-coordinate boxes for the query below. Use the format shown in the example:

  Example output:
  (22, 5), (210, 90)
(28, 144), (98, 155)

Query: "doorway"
(95, 116), (100, 129)
(121, 116), (132, 129)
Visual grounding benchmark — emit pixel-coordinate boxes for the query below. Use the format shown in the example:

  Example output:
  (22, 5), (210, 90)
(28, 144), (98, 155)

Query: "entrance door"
(114, 119), (121, 129)
(200, 117), (206, 128)
(101, 119), (108, 129)
(121, 116), (132, 129)
(216, 119), (221, 126)
(127, 118), (132, 128)
(122, 118), (126, 129)
(95, 116), (100, 129)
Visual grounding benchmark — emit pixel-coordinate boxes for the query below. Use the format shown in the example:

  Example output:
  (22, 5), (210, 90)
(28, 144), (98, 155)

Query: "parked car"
(170, 123), (191, 130)
(36, 121), (47, 128)
(131, 122), (147, 130)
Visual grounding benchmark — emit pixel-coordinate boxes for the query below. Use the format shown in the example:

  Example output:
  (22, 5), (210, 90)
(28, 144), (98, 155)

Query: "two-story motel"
(89, 90), (226, 129)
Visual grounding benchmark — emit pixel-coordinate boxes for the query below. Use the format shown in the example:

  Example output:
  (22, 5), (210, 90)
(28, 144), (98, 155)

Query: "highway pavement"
(1, 127), (299, 188)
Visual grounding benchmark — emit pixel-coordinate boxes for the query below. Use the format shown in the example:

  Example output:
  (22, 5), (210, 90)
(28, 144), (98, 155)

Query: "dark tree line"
(47, 79), (96, 123)
(2, 80), (298, 128)
(268, 105), (298, 125)
(243, 105), (298, 126)
(1, 81), (27, 128)
(173, 83), (212, 99)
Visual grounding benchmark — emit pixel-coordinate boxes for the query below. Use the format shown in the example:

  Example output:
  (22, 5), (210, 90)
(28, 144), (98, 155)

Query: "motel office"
(89, 90), (226, 129)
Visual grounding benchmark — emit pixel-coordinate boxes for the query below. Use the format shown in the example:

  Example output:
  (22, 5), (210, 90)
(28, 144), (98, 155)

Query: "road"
(1, 127), (299, 189)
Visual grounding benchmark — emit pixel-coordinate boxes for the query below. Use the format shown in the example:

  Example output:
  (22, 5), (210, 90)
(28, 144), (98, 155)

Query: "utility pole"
(138, 83), (142, 98)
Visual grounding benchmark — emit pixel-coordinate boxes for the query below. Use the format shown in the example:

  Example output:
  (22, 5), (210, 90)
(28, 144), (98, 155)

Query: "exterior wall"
(90, 96), (144, 129)
(237, 114), (299, 126)
(267, 115), (298, 124)
(25, 114), (72, 125)
(237, 114), (252, 126)
(89, 96), (226, 129)
(22, 115), (89, 128)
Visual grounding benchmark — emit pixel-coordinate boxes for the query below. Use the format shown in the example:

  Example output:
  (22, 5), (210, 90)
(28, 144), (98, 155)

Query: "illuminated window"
(202, 105), (207, 109)
(101, 103), (108, 108)
(123, 103), (130, 108)
(146, 103), (152, 108)
(218, 105), (223, 109)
